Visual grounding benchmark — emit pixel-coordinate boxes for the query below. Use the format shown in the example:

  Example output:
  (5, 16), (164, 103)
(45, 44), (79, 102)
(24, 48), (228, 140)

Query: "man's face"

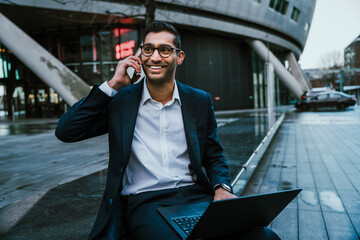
(141, 31), (185, 85)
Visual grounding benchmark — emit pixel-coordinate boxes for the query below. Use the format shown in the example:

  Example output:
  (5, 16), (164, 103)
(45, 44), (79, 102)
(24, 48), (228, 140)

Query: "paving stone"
(337, 190), (360, 214)
(330, 174), (357, 192)
(348, 213), (360, 237)
(323, 212), (359, 240)
(298, 188), (321, 212)
(299, 210), (328, 240)
(244, 107), (360, 239)
(270, 207), (298, 240)
(347, 174), (360, 192)
(297, 172), (316, 188)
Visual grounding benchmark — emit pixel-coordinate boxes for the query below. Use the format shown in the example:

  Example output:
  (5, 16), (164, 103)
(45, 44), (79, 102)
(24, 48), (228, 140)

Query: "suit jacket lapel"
(121, 80), (143, 162)
(177, 81), (201, 165)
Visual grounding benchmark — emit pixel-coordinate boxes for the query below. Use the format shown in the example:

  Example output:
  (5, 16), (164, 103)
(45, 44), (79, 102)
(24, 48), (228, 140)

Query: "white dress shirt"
(99, 80), (195, 195)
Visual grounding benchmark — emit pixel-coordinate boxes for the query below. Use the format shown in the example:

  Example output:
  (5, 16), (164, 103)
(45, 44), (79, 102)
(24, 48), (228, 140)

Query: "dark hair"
(143, 22), (181, 49)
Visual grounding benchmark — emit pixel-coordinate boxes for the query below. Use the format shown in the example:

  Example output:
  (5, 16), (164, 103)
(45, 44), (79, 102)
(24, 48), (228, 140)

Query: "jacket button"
(109, 198), (113, 205)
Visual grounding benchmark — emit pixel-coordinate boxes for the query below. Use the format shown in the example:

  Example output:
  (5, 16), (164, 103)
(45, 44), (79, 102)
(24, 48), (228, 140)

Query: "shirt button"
(109, 198), (113, 205)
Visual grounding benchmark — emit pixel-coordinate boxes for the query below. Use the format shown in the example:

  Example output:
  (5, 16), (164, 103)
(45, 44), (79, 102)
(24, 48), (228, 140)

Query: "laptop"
(157, 188), (301, 240)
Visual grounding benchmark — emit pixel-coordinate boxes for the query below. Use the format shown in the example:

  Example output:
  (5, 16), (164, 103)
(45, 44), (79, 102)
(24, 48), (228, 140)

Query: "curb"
(231, 112), (286, 196)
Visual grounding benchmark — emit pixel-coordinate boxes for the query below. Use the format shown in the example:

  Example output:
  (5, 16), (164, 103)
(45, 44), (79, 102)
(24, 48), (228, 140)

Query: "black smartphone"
(131, 63), (142, 83)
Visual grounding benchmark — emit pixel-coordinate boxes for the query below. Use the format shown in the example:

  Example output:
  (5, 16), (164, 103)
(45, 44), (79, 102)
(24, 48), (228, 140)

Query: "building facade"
(0, 0), (316, 118)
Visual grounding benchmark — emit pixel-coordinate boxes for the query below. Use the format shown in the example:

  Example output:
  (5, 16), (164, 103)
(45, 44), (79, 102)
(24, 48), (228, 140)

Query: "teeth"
(150, 66), (161, 69)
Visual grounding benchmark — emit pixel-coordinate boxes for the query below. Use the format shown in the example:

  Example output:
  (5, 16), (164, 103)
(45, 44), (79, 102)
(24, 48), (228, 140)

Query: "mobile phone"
(131, 70), (138, 83)
(131, 62), (142, 84)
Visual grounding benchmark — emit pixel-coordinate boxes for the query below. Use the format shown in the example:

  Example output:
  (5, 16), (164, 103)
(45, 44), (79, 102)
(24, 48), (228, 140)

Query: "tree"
(319, 50), (344, 69)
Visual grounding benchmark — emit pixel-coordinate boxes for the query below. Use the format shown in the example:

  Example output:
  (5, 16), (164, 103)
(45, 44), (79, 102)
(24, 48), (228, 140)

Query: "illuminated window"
(0, 58), (3, 78)
(304, 22), (309, 32)
(291, 7), (301, 22)
(269, 0), (288, 15)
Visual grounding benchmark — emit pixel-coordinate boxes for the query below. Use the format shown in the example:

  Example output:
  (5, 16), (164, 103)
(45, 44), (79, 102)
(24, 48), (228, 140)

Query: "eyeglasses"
(140, 44), (181, 58)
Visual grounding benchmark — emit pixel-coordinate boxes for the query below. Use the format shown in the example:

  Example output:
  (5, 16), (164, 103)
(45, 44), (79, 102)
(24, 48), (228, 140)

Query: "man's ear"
(177, 51), (185, 65)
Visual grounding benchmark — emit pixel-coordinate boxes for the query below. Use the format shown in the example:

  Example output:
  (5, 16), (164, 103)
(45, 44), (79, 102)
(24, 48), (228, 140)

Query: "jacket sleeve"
(202, 93), (232, 191)
(55, 86), (112, 143)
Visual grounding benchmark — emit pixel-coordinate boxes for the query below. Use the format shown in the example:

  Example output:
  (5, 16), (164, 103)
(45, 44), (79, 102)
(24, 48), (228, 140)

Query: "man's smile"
(146, 65), (167, 73)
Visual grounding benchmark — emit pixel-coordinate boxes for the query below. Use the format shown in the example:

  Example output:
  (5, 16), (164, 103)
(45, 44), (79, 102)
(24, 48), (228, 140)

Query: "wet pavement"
(242, 106), (360, 239)
(3, 106), (360, 239)
(0, 108), (284, 239)
(0, 119), (59, 137)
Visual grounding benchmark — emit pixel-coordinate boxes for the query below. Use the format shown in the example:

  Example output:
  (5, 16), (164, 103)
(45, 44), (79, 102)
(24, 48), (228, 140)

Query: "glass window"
(317, 94), (328, 100)
(329, 93), (341, 99)
(269, 0), (275, 8)
(269, 0), (288, 15)
(61, 28), (81, 63)
(291, 7), (301, 22)
(80, 34), (94, 62)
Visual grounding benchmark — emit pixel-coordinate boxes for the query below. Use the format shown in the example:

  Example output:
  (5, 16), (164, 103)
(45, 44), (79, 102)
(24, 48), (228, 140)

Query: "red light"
(120, 28), (132, 35)
(115, 40), (135, 59)
(114, 28), (119, 37)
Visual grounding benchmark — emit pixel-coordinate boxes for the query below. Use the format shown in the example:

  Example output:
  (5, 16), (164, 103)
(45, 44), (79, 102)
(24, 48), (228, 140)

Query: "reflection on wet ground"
(217, 111), (282, 180)
(319, 191), (345, 212)
(299, 190), (317, 206)
(0, 119), (59, 137)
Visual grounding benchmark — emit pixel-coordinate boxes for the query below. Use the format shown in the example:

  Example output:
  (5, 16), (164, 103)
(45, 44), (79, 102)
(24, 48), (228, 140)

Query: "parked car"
(295, 91), (357, 110)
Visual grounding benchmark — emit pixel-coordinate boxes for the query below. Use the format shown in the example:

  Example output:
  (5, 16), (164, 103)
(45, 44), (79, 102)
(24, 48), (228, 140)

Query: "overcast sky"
(298, 0), (360, 70)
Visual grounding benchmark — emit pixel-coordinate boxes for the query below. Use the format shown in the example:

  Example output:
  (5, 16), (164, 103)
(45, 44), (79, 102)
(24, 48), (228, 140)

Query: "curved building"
(0, 0), (316, 117)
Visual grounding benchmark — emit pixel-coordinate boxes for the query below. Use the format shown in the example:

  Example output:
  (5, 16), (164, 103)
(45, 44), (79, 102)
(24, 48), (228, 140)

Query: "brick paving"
(242, 107), (360, 240)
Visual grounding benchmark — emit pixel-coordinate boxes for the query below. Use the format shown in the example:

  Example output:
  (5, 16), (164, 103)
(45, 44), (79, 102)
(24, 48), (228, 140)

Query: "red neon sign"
(115, 40), (135, 59)
(114, 28), (132, 37)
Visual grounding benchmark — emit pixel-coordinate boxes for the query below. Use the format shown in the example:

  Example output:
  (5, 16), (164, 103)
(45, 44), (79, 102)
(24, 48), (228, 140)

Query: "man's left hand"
(214, 188), (238, 201)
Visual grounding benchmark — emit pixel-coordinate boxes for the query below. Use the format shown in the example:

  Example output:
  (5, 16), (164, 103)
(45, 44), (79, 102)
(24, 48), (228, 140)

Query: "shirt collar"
(140, 78), (182, 106)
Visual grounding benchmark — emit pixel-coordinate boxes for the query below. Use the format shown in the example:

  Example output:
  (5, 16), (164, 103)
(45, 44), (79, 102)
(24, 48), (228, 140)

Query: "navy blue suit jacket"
(55, 80), (231, 239)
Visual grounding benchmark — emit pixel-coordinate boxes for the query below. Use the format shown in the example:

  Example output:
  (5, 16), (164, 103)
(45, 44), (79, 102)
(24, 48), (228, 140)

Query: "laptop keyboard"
(172, 214), (202, 235)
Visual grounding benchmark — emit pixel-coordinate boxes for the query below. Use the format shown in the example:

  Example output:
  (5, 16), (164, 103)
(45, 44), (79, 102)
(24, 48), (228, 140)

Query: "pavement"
(241, 106), (360, 239)
(0, 106), (359, 239)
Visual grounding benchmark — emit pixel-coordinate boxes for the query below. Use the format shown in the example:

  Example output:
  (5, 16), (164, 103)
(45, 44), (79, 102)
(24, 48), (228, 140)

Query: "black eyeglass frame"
(140, 44), (182, 58)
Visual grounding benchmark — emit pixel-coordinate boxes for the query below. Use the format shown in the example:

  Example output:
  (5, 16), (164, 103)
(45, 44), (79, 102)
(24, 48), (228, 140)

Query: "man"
(56, 22), (279, 240)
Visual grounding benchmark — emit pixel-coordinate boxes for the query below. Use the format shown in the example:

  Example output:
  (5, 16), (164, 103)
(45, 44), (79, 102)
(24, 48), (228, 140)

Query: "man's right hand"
(107, 55), (142, 91)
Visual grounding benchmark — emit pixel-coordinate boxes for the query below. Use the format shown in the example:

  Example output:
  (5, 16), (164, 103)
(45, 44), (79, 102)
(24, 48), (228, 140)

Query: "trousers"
(122, 184), (280, 240)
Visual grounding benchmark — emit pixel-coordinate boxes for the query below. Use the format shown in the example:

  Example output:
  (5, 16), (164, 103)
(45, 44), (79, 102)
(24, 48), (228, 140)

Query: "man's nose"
(150, 49), (162, 62)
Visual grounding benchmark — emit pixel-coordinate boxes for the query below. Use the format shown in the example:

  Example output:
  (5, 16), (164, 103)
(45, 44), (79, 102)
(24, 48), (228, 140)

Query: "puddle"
(319, 191), (345, 212)
(300, 190), (317, 206)
(280, 181), (294, 190)
(217, 118), (239, 127)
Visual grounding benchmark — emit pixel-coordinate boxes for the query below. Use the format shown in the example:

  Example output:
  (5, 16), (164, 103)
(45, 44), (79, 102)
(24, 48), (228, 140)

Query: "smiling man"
(56, 22), (279, 240)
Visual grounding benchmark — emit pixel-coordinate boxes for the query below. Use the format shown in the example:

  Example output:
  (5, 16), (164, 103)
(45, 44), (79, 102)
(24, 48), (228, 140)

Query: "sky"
(298, 0), (360, 69)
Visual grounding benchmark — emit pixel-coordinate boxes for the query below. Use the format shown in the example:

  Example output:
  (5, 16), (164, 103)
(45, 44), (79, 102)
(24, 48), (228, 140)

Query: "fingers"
(121, 56), (142, 73)
(109, 55), (142, 90)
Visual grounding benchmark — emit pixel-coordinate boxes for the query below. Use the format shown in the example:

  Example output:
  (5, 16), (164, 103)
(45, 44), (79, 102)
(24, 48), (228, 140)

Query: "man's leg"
(125, 185), (213, 240)
(126, 201), (182, 240)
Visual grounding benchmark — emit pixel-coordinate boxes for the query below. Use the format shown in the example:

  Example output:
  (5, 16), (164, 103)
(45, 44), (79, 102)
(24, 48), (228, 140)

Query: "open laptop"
(157, 188), (301, 240)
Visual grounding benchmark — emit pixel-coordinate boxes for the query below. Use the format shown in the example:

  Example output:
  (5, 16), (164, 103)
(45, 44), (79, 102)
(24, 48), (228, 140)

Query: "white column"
(286, 52), (311, 92)
(266, 62), (276, 129)
(0, 13), (90, 106)
(249, 40), (304, 100)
